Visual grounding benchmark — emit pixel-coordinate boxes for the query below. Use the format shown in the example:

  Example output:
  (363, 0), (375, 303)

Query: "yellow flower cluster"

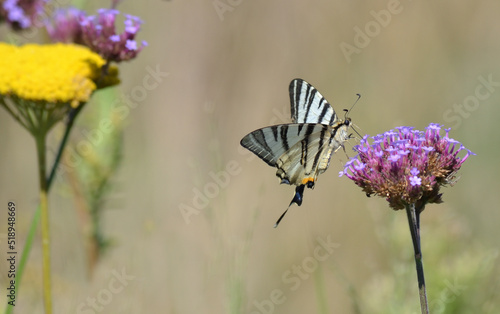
(0, 43), (118, 108)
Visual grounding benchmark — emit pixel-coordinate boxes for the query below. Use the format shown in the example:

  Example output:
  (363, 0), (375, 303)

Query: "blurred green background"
(1, 0), (499, 313)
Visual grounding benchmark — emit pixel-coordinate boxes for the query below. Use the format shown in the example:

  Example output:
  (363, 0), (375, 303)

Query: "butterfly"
(240, 78), (357, 227)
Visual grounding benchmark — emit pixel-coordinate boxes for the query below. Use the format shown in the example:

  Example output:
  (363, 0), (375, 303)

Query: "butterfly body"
(240, 79), (353, 226)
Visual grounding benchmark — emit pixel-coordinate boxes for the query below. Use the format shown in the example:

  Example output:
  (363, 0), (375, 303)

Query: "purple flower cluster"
(46, 7), (147, 63)
(340, 123), (475, 211)
(45, 7), (85, 44)
(0, 0), (47, 29)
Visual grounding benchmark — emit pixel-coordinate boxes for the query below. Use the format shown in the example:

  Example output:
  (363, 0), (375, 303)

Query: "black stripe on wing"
(276, 124), (334, 186)
(289, 79), (338, 125)
(240, 123), (328, 168)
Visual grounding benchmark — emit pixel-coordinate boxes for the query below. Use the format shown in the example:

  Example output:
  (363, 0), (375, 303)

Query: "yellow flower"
(0, 43), (119, 136)
(0, 43), (118, 108)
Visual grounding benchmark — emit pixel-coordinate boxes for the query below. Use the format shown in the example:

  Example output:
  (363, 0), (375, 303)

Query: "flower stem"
(36, 131), (52, 314)
(47, 105), (84, 184)
(405, 203), (429, 314)
(9, 106), (85, 314)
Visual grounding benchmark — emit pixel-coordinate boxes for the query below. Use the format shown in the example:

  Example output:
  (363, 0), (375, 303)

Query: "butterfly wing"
(275, 124), (339, 188)
(240, 124), (302, 168)
(289, 79), (338, 125)
(240, 123), (342, 187)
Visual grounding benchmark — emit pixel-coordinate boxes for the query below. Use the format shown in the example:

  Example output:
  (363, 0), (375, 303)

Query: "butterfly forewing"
(290, 79), (338, 125)
(240, 123), (327, 168)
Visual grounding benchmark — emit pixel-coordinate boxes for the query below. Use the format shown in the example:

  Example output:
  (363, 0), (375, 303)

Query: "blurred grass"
(1, 0), (500, 313)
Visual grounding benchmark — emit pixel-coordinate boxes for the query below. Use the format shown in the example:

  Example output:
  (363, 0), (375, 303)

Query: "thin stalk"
(405, 203), (428, 314)
(47, 105), (84, 185)
(36, 131), (52, 314)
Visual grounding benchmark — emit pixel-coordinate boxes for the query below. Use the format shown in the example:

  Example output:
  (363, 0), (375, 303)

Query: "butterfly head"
(343, 113), (352, 126)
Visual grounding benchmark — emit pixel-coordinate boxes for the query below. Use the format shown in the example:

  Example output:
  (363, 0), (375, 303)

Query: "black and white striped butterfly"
(240, 79), (357, 227)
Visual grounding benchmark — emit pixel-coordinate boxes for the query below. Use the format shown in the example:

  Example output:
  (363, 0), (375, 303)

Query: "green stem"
(405, 203), (428, 314)
(47, 105), (84, 185)
(5, 105), (84, 314)
(36, 131), (52, 314)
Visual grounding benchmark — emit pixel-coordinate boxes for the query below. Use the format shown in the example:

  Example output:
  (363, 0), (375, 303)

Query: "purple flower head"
(45, 7), (146, 63)
(1, 0), (47, 30)
(45, 7), (86, 44)
(341, 123), (474, 211)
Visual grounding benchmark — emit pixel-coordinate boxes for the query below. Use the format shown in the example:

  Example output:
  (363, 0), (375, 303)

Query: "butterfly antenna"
(274, 185), (305, 228)
(344, 93), (361, 119)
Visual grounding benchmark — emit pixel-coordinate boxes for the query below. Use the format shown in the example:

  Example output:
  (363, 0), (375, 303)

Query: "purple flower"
(410, 167), (419, 176)
(125, 39), (137, 51)
(45, 7), (146, 63)
(409, 176), (422, 186)
(354, 162), (365, 171)
(109, 34), (120, 42)
(1, 0), (47, 30)
(45, 7), (86, 44)
(341, 123), (475, 211)
(388, 154), (400, 162)
(80, 9), (146, 62)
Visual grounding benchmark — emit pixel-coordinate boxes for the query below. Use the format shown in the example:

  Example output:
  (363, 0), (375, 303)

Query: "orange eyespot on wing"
(301, 177), (315, 185)
(301, 177), (316, 189)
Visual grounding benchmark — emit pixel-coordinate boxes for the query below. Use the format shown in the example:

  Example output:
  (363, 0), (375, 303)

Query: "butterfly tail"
(274, 185), (305, 228)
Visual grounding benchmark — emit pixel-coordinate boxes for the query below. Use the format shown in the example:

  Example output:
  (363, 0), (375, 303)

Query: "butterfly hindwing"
(240, 123), (329, 170)
(274, 123), (334, 187)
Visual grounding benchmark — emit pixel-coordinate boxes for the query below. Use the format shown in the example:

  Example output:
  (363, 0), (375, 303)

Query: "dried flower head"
(339, 123), (475, 211)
